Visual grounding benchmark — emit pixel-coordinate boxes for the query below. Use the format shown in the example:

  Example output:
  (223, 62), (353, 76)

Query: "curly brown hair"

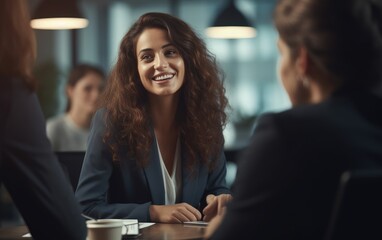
(100, 12), (228, 170)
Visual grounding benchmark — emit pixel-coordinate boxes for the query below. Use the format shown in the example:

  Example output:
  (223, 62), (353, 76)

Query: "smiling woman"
(136, 28), (185, 97)
(75, 12), (232, 224)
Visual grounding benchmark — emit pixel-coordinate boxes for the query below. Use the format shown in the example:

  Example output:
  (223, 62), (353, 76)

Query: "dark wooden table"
(0, 226), (27, 240)
(0, 223), (206, 240)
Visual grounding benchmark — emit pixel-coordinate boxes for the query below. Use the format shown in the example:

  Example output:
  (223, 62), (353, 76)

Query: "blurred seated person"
(46, 64), (105, 151)
(0, 1), (86, 239)
(205, 0), (382, 239)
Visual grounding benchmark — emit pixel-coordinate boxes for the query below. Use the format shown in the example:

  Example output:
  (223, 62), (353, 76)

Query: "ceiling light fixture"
(31, 0), (88, 30)
(206, 0), (256, 39)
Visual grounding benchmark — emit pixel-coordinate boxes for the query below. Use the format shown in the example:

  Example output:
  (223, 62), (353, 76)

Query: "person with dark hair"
(0, 0), (86, 239)
(205, 0), (382, 239)
(47, 64), (105, 151)
(75, 12), (232, 223)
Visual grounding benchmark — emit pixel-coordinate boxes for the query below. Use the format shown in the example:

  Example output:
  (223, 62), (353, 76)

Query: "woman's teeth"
(153, 74), (174, 81)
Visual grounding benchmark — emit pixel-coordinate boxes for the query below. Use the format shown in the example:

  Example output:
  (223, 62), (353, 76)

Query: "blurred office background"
(29, 0), (290, 149)
(1, 0), (291, 226)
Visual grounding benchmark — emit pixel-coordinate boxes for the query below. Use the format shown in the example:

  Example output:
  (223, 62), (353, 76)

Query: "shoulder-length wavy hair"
(101, 12), (228, 170)
(0, 0), (36, 90)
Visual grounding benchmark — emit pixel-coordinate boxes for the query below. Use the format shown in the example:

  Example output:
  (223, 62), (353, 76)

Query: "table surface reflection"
(0, 223), (206, 240)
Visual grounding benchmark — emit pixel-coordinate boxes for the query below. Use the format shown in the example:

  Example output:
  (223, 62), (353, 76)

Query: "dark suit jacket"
(211, 88), (382, 240)
(75, 109), (230, 221)
(0, 77), (86, 240)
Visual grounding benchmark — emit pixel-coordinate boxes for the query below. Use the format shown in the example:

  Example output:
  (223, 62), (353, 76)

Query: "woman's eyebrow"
(138, 43), (175, 55)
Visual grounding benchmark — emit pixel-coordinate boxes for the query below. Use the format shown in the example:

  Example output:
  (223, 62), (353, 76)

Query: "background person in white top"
(46, 64), (105, 151)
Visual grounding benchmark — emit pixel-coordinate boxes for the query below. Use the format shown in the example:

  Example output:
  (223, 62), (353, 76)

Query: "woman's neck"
(148, 93), (179, 132)
(309, 76), (341, 104)
(67, 109), (93, 129)
(149, 94), (180, 175)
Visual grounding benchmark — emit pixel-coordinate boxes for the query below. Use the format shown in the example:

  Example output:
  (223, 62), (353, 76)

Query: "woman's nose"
(154, 54), (169, 69)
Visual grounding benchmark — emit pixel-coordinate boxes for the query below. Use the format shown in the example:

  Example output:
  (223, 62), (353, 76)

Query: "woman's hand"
(149, 203), (202, 223)
(204, 207), (226, 239)
(202, 194), (232, 222)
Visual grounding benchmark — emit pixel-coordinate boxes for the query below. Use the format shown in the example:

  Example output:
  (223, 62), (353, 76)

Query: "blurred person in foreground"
(205, 0), (382, 239)
(0, 0), (86, 239)
(47, 64), (105, 151)
(76, 12), (232, 223)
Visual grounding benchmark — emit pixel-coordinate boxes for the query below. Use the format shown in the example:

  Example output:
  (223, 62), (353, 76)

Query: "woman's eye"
(165, 49), (177, 56)
(141, 55), (153, 62)
(84, 85), (92, 92)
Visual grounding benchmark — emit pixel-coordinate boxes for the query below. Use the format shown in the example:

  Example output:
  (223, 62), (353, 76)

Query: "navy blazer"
(76, 109), (230, 221)
(211, 88), (382, 240)
(0, 77), (86, 240)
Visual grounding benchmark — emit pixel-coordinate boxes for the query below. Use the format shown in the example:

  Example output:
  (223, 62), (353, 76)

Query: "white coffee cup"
(86, 219), (123, 240)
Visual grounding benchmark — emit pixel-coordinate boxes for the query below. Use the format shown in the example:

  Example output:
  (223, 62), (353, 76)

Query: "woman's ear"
(295, 46), (315, 89)
(66, 86), (74, 99)
(295, 46), (309, 77)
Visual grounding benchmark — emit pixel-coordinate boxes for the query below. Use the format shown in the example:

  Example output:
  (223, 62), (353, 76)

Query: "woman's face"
(277, 37), (308, 106)
(136, 28), (185, 97)
(67, 72), (103, 114)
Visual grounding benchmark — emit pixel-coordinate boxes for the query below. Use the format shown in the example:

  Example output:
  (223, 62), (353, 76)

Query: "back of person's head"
(66, 64), (105, 112)
(0, 0), (36, 90)
(274, 0), (382, 91)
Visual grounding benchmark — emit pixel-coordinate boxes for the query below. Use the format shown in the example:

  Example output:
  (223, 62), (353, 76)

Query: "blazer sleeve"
(0, 80), (87, 240)
(210, 113), (312, 240)
(181, 139), (231, 210)
(196, 149), (231, 209)
(75, 110), (152, 221)
(206, 150), (231, 195)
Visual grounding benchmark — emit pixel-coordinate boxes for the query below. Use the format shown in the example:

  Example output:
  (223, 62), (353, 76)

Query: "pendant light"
(206, 0), (256, 39)
(31, 0), (88, 30)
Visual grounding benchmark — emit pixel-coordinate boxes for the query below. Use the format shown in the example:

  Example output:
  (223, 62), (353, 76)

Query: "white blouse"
(156, 137), (182, 205)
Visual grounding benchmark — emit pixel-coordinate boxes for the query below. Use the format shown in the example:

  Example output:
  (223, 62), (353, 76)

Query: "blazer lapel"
(143, 137), (165, 205)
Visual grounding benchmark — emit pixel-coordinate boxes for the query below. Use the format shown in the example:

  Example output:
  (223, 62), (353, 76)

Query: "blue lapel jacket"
(75, 109), (230, 221)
